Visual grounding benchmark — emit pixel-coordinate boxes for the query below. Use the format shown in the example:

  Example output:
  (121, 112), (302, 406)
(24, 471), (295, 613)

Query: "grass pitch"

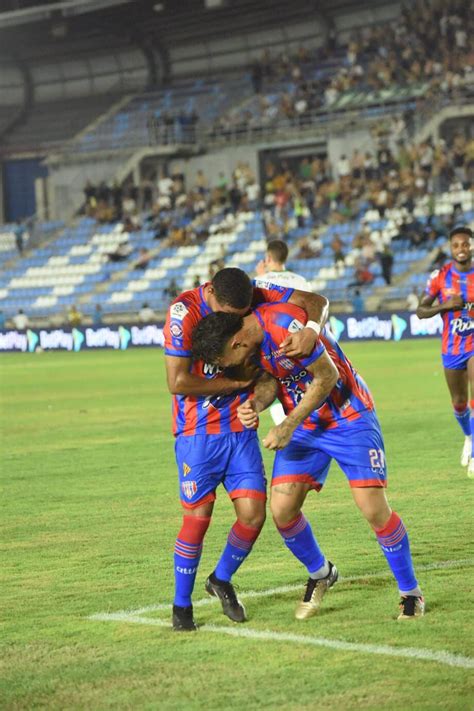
(1, 340), (473, 710)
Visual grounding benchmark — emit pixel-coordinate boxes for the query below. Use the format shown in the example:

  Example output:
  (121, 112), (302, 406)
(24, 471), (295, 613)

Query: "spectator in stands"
(67, 304), (83, 327)
(193, 275), (201, 289)
(0, 310), (5, 330)
(139, 302), (156, 323)
(106, 241), (132, 263)
(379, 244), (394, 285)
(92, 304), (103, 327)
(406, 289), (419, 312)
(111, 181), (123, 220)
(227, 182), (241, 213)
(351, 289), (365, 313)
(122, 216), (140, 233)
(336, 154), (351, 179)
(164, 278), (179, 301)
(348, 260), (374, 288)
(14, 221), (26, 255)
(135, 248), (152, 270)
(13, 309), (29, 330)
(331, 234), (345, 267)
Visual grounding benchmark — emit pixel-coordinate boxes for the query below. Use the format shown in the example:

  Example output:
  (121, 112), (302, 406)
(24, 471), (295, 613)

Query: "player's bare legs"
(444, 366), (471, 468)
(206, 495), (266, 623)
(270, 482), (338, 619)
(350, 486), (391, 529)
(351, 486), (424, 619)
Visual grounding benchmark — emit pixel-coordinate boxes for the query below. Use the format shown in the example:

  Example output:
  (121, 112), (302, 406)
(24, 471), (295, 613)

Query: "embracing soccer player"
(163, 268), (328, 630)
(192, 302), (425, 620)
(417, 225), (474, 478)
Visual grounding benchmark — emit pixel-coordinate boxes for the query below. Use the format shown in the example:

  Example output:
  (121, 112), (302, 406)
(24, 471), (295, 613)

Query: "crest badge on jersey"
(170, 321), (183, 338)
(181, 480), (197, 499)
(170, 302), (189, 321)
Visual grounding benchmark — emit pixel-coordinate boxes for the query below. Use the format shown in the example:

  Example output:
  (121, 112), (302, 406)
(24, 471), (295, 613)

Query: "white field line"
(108, 557), (474, 616)
(88, 613), (474, 670)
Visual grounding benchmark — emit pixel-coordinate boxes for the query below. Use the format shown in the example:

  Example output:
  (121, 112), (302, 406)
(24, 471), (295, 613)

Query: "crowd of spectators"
(147, 110), (199, 146)
(80, 120), (472, 309)
(208, 0), (473, 141)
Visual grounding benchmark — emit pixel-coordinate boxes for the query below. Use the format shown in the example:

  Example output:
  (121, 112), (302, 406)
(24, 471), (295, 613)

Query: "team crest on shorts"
(183, 462), (191, 476)
(182, 480), (197, 499)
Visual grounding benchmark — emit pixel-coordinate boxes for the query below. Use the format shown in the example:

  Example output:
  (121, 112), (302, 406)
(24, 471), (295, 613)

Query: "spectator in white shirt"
(13, 309), (29, 330)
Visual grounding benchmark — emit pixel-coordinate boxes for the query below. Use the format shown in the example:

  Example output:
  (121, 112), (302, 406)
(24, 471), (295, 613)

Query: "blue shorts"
(272, 410), (387, 491)
(175, 430), (267, 509)
(442, 352), (474, 370)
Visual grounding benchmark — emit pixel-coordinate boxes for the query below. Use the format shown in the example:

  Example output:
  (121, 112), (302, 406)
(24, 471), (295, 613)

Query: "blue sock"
(277, 513), (326, 574)
(375, 512), (420, 595)
(454, 405), (471, 436)
(173, 516), (210, 607)
(470, 401), (474, 457)
(214, 520), (262, 582)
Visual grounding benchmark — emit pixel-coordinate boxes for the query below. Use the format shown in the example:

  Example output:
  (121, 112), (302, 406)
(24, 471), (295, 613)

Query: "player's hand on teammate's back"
(280, 327), (317, 358)
(442, 294), (464, 312)
(262, 423), (293, 450)
(237, 400), (259, 429)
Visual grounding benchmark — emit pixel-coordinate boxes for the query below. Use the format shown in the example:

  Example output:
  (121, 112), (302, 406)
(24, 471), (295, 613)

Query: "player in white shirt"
(254, 240), (312, 424)
(254, 239), (311, 291)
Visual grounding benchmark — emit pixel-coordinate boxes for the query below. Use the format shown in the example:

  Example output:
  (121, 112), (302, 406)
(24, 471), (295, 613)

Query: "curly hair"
(191, 312), (243, 364)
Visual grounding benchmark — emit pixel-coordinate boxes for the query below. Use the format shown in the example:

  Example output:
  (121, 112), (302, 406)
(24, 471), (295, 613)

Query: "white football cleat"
(468, 459), (474, 479)
(461, 436), (472, 467)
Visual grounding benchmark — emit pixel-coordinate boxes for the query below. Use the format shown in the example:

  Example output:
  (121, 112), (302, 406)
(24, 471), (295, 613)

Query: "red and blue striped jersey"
(164, 282), (294, 436)
(254, 303), (374, 431)
(424, 262), (474, 356)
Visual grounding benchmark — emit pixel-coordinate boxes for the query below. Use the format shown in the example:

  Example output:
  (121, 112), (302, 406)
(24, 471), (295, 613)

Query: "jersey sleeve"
(424, 269), (441, 298)
(252, 280), (294, 305)
(163, 299), (196, 357)
(265, 303), (325, 367)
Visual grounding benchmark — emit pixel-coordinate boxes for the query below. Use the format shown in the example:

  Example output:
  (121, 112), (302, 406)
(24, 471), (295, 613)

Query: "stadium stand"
(0, 0), (473, 327)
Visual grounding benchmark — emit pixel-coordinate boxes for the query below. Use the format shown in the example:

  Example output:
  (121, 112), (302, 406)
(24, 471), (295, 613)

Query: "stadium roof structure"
(0, 0), (388, 45)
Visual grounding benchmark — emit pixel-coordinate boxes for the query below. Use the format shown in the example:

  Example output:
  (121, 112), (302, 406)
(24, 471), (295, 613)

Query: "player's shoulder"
(428, 262), (451, 282)
(168, 287), (201, 321)
(256, 301), (305, 331)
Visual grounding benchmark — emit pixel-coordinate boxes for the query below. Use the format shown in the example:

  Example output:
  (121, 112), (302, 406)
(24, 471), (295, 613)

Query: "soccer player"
(192, 302), (424, 620)
(255, 239), (310, 425)
(164, 268), (328, 631)
(255, 239), (310, 291)
(417, 226), (474, 478)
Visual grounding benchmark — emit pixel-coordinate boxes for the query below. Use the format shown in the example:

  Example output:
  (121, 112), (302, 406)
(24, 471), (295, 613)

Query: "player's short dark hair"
(449, 225), (473, 240)
(267, 239), (288, 264)
(212, 268), (253, 309)
(192, 312), (243, 364)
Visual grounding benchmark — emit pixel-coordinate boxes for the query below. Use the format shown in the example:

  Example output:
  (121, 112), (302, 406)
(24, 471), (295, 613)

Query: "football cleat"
(461, 436), (472, 467)
(397, 595), (425, 620)
(172, 604), (197, 632)
(295, 562), (338, 620)
(205, 573), (247, 622)
(467, 459), (474, 479)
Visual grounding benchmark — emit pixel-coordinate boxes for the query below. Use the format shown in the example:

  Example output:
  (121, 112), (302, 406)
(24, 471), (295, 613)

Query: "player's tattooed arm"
(165, 355), (254, 396)
(281, 290), (329, 358)
(416, 292), (464, 319)
(262, 351), (338, 450)
(237, 373), (279, 429)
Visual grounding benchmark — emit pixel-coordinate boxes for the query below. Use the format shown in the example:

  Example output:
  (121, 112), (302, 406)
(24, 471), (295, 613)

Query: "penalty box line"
(87, 557), (474, 671)
(103, 557), (474, 617)
(88, 614), (474, 671)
